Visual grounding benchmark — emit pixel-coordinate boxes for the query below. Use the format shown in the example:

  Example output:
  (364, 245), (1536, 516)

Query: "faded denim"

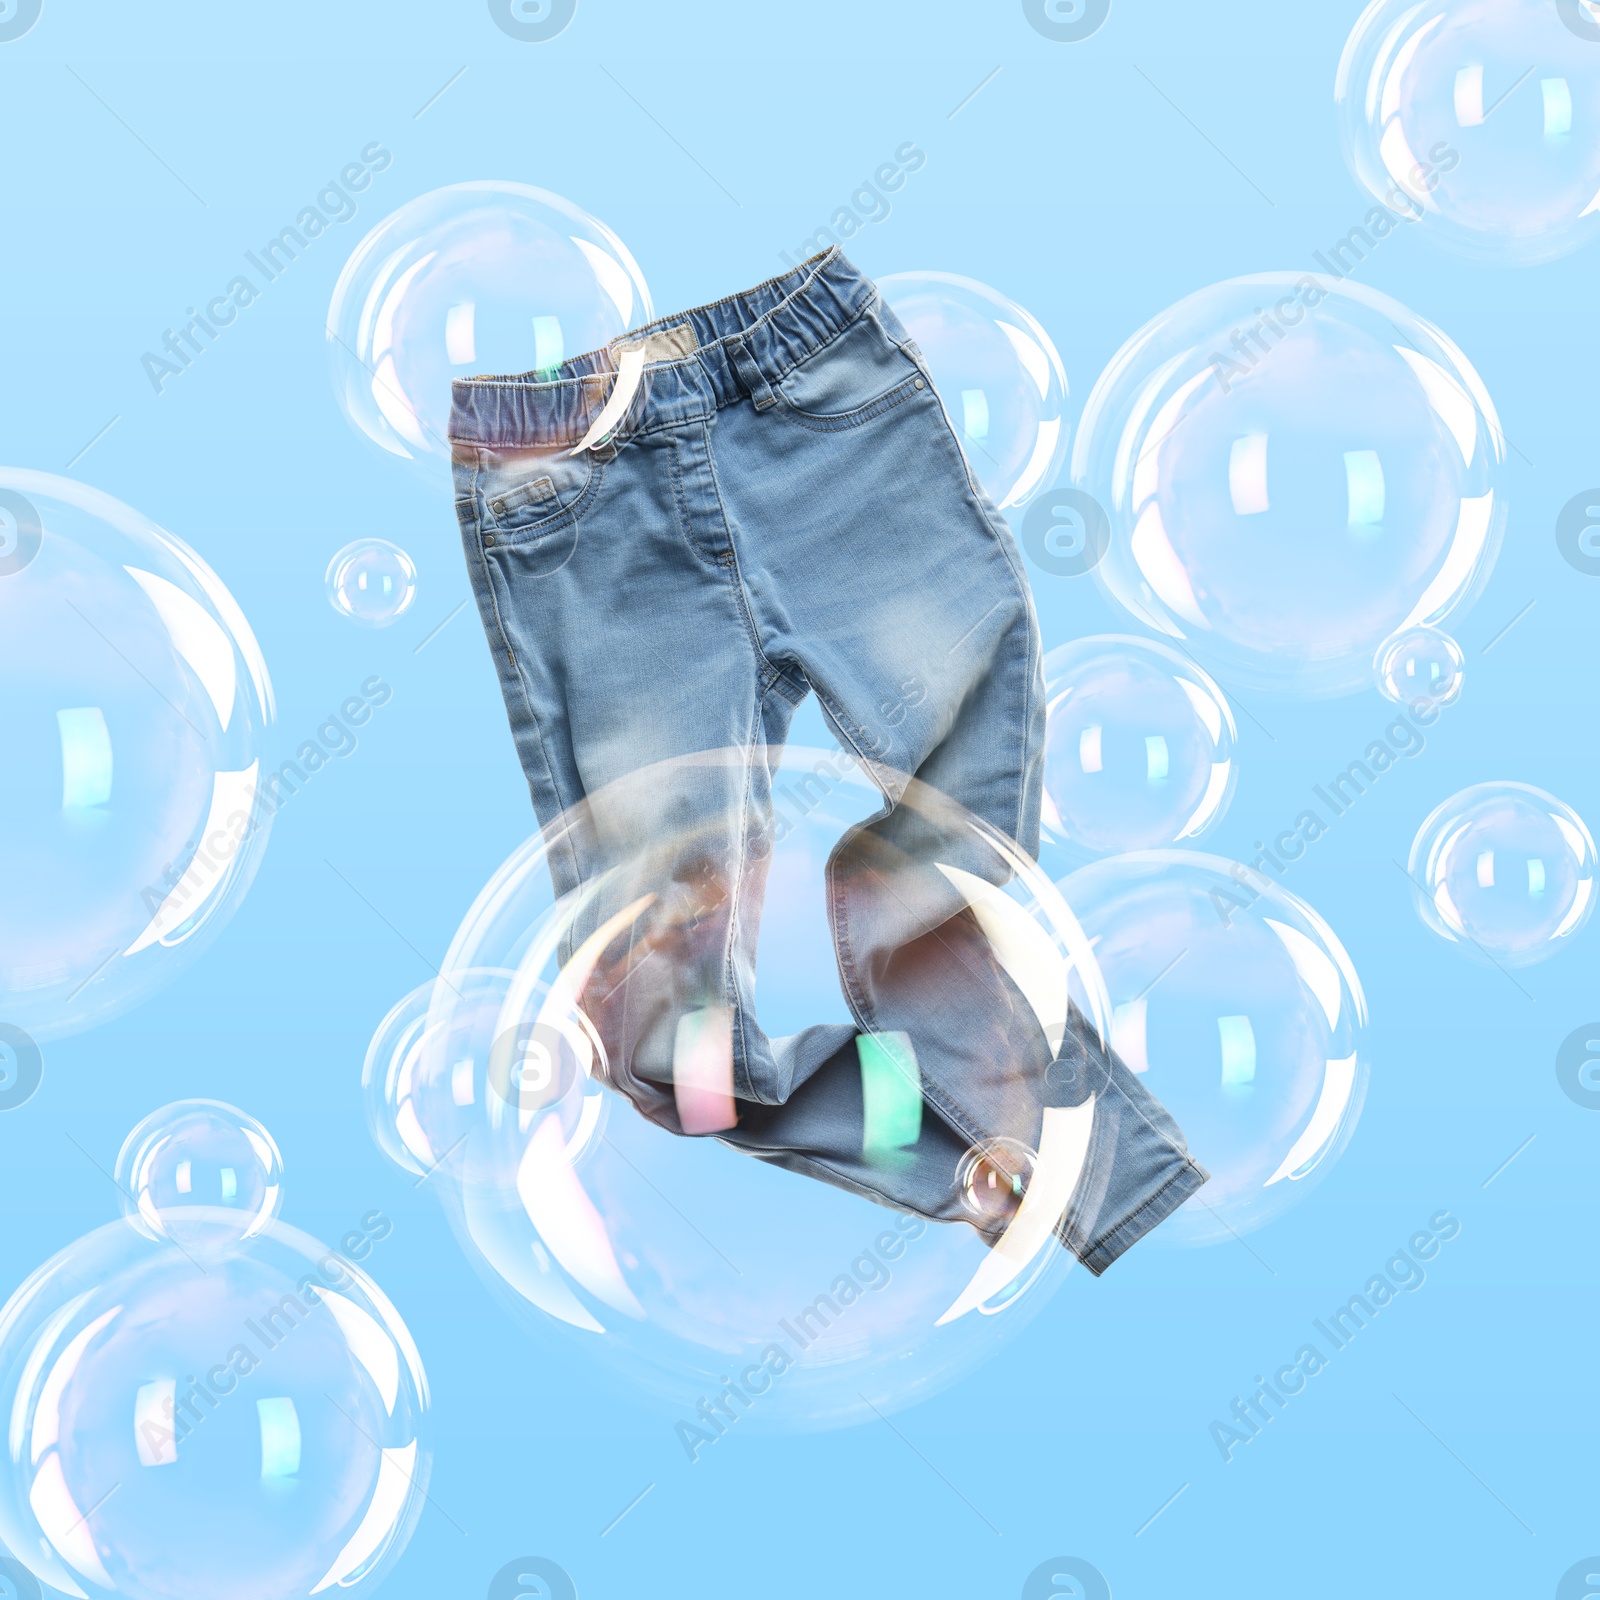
(450, 248), (1205, 1273)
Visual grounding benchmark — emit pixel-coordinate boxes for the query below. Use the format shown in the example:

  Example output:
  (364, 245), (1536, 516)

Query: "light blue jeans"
(450, 249), (1205, 1273)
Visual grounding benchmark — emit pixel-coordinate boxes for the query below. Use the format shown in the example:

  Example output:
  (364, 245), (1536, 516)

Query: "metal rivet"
(914, 377), (924, 389)
(491, 499), (506, 515)
(483, 534), (496, 547)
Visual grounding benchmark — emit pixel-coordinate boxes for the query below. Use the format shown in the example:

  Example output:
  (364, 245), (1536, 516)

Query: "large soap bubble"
(1042, 634), (1237, 860)
(1058, 852), (1370, 1247)
(877, 272), (1068, 510)
(365, 746), (1140, 1430)
(1337, 0), (1600, 265)
(0, 1102), (429, 1600)
(0, 470), (274, 1041)
(1408, 781), (1597, 965)
(327, 181), (652, 473)
(1072, 273), (1506, 698)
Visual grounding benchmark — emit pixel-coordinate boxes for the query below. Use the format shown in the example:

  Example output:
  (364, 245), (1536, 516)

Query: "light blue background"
(2, 2), (1596, 1595)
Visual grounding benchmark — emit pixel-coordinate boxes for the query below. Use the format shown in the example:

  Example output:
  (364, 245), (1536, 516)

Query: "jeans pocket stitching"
(481, 456), (606, 546)
(776, 371), (926, 433)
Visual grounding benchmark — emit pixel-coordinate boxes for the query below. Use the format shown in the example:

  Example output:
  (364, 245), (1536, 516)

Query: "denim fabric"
(449, 248), (1206, 1274)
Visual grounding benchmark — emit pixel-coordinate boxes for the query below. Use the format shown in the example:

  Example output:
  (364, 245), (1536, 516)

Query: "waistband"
(448, 246), (878, 451)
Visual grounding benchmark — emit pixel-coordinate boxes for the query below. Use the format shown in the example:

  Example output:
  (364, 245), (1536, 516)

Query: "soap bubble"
(0, 470), (274, 1042)
(957, 1138), (1038, 1222)
(1337, 0), (1600, 265)
(366, 745), (1135, 1429)
(1374, 624), (1464, 705)
(325, 539), (417, 628)
(1071, 273), (1506, 697)
(361, 966), (572, 1182)
(115, 1100), (284, 1254)
(1042, 634), (1237, 859)
(327, 181), (652, 473)
(877, 272), (1068, 510)
(1058, 852), (1370, 1246)
(0, 1106), (428, 1600)
(1408, 781), (1597, 965)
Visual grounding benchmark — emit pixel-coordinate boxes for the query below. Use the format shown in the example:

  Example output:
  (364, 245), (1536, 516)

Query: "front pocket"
(776, 371), (927, 433)
(477, 444), (600, 541)
(776, 307), (927, 428)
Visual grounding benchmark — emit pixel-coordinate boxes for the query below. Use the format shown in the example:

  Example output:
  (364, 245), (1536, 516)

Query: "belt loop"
(725, 335), (777, 411)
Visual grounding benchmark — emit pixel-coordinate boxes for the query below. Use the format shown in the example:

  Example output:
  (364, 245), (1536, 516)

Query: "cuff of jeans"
(1074, 1155), (1209, 1277)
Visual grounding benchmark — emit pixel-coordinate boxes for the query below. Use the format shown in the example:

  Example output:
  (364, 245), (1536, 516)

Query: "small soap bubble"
(1043, 634), (1237, 858)
(362, 967), (588, 1184)
(325, 538), (417, 627)
(1374, 625), (1465, 706)
(115, 1098), (283, 1252)
(1409, 781), (1598, 965)
(957, 1138), (1038, 1223)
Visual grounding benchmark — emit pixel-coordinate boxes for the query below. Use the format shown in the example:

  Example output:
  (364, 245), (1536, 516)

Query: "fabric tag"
(617, 322), (699, 363)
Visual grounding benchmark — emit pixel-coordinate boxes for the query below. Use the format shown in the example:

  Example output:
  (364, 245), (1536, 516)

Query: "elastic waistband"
(448, 247), (877, 451)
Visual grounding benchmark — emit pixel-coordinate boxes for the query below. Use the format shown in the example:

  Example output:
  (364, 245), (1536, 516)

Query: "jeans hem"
(1075, 1157), (1210, 1277)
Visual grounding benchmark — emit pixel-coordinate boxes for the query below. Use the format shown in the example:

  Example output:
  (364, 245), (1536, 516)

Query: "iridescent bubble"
(877, 271), (1068, 510)
(1058, 852), (1370, 1246)
(1408, 781), (1597, 964)
(957, 1138), (1037, 1223)
(1042, 634), (1237, 858)
(366, 746), (1122, 1428)
(1374, 624), (1464, 705)
(0, 1106), (428, 1600)
(1072, 273), (1506, 697)
(327, 181), (652, 473)
(0, 470), (274, 1041)
(115, 1100), (283, 1254)
(1337, 0), (1600, 265)
(325, 539), (418, 628)
(361, 967), (587, 1183)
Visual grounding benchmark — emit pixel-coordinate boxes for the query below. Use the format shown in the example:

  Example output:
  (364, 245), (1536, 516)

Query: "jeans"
(450, 248), (1206, 1274)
